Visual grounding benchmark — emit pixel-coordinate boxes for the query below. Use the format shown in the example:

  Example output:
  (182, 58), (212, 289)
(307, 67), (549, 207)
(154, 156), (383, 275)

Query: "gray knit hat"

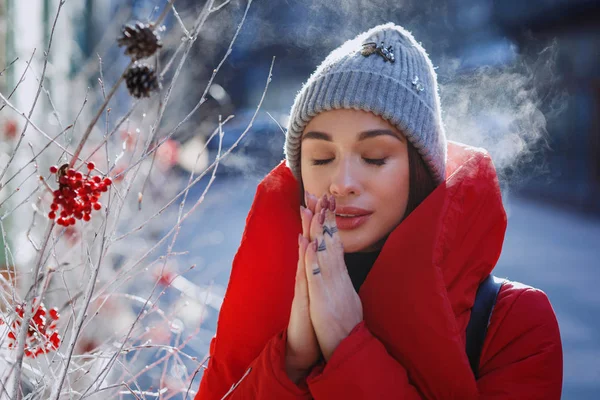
(284, 23), (447, 185)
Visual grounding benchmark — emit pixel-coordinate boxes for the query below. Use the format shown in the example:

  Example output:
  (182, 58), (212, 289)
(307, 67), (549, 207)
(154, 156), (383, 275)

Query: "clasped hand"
(286, 192), (363, 378)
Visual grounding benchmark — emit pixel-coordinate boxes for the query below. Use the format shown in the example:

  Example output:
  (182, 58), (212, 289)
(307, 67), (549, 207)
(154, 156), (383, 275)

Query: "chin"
(339, 234), (382, 253)
(341, 242), (361, 253)
(340, 228), (389, 253)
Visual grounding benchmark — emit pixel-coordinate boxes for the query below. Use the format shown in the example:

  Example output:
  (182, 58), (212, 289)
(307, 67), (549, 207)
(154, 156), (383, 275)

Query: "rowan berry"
(47, 162), (112, 225)
(4, 301), (61, 358)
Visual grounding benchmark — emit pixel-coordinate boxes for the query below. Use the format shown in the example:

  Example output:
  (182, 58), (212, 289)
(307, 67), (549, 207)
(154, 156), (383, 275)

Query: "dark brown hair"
(404, 140), (437, 218)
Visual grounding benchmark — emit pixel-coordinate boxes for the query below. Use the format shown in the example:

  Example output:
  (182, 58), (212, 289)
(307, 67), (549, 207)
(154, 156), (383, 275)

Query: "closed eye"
(364, 158), (388, 166)
(312, 158), (333, 166)
(311, 158), (388, 166)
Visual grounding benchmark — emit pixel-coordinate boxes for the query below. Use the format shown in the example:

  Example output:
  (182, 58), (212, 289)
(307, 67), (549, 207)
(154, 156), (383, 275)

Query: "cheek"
(375, 163), (410, 215)
(300, 157), (322, 194)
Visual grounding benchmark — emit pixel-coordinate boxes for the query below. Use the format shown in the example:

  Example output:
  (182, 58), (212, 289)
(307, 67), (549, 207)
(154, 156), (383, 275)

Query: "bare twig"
(49, 205), (111, 399)
(68, 61), (132, 169)
(171, 5), (190, 38)
(0, 51), (35, 113)
(72, 5), (132, 84)
(89, 55), (272, 399)
(150, 0), (177, 30)
(121, 382), (144, 399)
(27, 63), (65, 130)
(266, 111), (287, 136)
(0, 169), (37, 213)
(111, 116), (231, 241)
(211, 0), (232, 13)
(104, 57), (274, 303)
(0, 93), (77, 162)
(0, 124), (73, 191)
(183, 359), (209, 400)
(75, 100), (140, 171)
(142, 0), (217, 163)
(0, 57), (19, 76)
(84, 128), (225, 392)
(69, 88), (90, 148)
(0, 220), (17, 296)
(0, 0), (65, 184)
(100, 0), (226, 241)
(10, 221), (54, 400)
(113, 0), (253, 182)
(0, 1), (272, 398)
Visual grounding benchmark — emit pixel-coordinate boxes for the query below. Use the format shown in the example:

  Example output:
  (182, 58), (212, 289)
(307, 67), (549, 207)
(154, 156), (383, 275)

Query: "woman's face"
(300, 109), (410, 253)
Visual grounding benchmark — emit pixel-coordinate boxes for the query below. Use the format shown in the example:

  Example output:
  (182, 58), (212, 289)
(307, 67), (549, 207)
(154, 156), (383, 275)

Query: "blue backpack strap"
(465, 274), (504, 378)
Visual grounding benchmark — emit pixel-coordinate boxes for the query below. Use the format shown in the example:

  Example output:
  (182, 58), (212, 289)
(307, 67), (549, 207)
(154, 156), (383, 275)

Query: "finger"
(322, 195), (342, 256)
(296, 234), (309, 286)
(309, 199), (331, 281)
(309, 195), (327, 242)
(304, 191), (319, 213)
(300, 206), (313, 239)
(304, 239), (324, 296)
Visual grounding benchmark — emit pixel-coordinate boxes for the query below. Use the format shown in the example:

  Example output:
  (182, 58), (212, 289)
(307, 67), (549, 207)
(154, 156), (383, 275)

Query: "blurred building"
(494, 0), (600, 213)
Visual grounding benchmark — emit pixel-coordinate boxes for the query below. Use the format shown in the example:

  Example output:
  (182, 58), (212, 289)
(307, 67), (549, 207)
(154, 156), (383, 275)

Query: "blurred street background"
(1, 0), (599, 398)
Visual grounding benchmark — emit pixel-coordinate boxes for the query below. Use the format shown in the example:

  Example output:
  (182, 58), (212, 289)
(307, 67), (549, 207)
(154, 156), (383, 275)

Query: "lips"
(335, 206), (372, 217)
(334, 206), (372, 230)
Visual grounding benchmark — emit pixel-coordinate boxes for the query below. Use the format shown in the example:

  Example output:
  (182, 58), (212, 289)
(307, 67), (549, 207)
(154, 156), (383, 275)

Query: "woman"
(195, 23), (562, 399)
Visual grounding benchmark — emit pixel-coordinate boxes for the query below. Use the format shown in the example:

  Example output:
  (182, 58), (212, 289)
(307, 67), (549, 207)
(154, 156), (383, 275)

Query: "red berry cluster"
(1, 302), (61, 358)
(47, 162), (112, 226)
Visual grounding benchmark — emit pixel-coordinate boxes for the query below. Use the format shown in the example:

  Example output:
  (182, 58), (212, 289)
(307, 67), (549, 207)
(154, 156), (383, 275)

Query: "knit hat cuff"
(285, 70), (447, 185)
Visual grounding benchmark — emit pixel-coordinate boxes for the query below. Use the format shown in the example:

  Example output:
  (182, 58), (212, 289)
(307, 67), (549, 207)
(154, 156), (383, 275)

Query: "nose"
(329, 157), (361, 197)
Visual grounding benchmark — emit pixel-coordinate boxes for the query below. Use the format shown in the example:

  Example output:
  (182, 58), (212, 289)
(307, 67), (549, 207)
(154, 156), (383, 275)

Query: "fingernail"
(298, 233), (302, 245)
(313, 239), (318, 252)
(319, 208), (326, 225)
(329, 196), (335, 212)
(304, 191), (308, 206)
(322, 194), (329, 210)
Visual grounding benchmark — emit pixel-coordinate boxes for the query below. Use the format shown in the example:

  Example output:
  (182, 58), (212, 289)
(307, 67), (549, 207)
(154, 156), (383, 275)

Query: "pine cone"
(125, 64), (160, 98)
(117, 22), (162, 61)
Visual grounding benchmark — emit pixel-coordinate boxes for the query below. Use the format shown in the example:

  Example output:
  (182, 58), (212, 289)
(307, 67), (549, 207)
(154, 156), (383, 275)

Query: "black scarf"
(344, 250), (381, 293)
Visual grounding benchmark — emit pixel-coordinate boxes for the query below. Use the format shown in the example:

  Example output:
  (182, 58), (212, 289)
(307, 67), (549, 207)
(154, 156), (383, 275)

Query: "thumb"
(296, 234), (308, 287)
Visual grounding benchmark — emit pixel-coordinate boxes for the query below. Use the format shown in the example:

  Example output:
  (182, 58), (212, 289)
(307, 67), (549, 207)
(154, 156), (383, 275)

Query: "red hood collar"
(266, 140), (506, 292)
(225, 141), (507, 392)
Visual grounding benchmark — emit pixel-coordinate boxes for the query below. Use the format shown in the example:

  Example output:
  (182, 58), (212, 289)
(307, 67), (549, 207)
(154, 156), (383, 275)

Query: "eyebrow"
(301, 129), (405, 142)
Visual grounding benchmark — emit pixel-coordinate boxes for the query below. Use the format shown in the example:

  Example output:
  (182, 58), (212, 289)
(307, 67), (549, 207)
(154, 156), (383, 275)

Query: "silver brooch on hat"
(361, 41), (395, 63)
(412, 76), (425, 93)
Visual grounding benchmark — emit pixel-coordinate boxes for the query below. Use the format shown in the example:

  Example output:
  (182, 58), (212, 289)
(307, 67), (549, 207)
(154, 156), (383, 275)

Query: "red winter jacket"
(195, 142), (563, 399)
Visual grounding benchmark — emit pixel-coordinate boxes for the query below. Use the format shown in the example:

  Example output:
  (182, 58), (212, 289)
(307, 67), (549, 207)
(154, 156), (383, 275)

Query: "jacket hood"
(215, 140), (507, 395)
